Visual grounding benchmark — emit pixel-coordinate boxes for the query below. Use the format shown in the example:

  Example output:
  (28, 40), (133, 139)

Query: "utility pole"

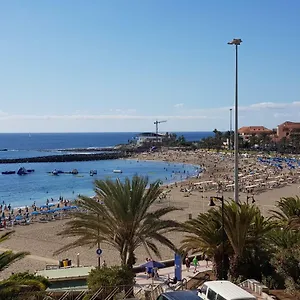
(229, 108), (233, 150)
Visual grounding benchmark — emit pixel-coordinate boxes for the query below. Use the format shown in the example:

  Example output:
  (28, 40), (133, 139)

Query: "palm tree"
(242, 210), (275, 280)
(181, 209), (230, 279)
(0, 272), (50, 300)
(55, 176), (181, 269)
(270, 196), (300, 228)
(217, 202), (268, 280)
(0, 231), (29, 272)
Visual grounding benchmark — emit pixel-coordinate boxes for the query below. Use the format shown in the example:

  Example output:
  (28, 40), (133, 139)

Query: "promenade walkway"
(135, 260), (213, 287)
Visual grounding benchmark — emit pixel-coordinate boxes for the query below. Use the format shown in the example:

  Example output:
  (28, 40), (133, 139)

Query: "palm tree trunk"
(124, 249), (136, 298)
(229, 254), (242, 281)
(213, 255), (223, 280)
(126, 250), (136, 270)
(120, 250), (127, 267)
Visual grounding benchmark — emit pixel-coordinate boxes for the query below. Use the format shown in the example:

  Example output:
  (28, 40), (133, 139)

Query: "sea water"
(0, 132), (211, 208)
(0, 159), (199, 208)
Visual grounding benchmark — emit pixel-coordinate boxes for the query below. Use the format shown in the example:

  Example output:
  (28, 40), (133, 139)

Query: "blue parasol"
(31, 211), (40, 215)
(140, 260), (165, 269)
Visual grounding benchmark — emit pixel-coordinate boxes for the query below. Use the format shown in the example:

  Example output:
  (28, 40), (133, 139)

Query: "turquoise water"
(0, 159), (199, 209)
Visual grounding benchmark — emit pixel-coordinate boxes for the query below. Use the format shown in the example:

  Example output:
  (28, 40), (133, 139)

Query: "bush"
(84, 266), (135, 299)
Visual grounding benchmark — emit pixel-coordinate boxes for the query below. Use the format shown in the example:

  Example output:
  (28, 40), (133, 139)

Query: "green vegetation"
(197, 128), (300, 153)
(0, 233), (49, 299)
(83, 266), (135, 300)
(56, 175), (182, 269)
(0, 231), (29, 272)
(181, 197), (300, 297)
(2, 177), (300, 298)
(0, 272), (50, 300)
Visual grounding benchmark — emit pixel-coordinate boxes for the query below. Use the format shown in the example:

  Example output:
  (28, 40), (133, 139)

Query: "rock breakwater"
(0, 152), (129, 164)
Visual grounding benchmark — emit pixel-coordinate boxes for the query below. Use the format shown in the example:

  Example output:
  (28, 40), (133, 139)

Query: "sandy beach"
(1, 149), (300, 279)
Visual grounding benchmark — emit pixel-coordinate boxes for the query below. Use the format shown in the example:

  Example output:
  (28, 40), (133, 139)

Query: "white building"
(136, 132), (165, 145)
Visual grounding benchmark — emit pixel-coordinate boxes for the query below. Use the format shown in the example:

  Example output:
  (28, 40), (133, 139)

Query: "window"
(207, 288), (217, 300)
(200, 285), (207, 295)
(157, 296), (167, 300)
(216, 295), (226, 300)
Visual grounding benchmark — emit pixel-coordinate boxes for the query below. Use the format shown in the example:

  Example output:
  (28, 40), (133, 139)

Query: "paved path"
(0, 247), (58, 264)
(135, 261), (213, 287)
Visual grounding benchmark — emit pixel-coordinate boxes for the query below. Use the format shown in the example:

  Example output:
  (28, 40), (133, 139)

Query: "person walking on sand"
(185, 257), (191, 272)
(192, 256), (198, 273)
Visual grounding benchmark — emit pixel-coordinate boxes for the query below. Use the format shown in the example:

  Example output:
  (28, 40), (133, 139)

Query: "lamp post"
(229, 108), (233, 150)
(228, 38), (242, 203)
(209, 196), (225, 279)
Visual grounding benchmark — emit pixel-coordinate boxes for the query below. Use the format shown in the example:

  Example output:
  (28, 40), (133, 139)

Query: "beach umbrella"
(63, 206), (73, 210)
(54, 207), (63, 212)
(15, 215), (23, 221)
(140, 260), (165, 269)
(40, 205), (48, 208)
(47, 209), (56, 213)
(48, 203), (55, 207)
(70, 206), (78, 209)
(31, 211), (40, 215)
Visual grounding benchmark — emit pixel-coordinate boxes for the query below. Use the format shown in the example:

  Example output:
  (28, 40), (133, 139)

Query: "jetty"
(0, 152), (130, 164)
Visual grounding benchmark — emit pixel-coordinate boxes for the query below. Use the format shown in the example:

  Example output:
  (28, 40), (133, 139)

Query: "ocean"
(0, 132), (212, 208)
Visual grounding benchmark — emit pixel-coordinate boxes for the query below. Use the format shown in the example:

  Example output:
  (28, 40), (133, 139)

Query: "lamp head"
(228, 38), (242, 45)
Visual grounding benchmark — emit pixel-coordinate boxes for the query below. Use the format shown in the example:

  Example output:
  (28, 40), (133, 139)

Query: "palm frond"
(0, 251), (30, 272)
(55, 175), (181, 267)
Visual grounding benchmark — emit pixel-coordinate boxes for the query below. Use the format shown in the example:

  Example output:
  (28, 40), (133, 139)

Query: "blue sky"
(0, 0), (299, 132)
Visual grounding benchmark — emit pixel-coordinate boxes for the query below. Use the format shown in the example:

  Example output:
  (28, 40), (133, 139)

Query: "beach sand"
(1, 149), (299, 279)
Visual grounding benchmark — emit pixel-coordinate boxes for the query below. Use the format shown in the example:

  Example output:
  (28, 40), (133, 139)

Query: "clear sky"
(0, 0), (299, 132)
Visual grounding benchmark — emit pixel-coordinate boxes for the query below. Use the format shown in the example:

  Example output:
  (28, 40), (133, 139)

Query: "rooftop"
(36, 266), (94, 281)
(280, 121), (300, 126)
(203, 280), (255, 300)
(137, 132), (165, 137)
(239, 126), (272, 134)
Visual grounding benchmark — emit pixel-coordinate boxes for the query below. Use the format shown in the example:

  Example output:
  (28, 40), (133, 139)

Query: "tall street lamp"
(209, 196), (225, 279)
(228, 38), (242, 203)
(229, 108), (233, 150)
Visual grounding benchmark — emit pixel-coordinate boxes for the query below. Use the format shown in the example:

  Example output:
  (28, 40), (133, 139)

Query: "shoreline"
(1, 159), (200, 210)
(1, 149), (300, 279)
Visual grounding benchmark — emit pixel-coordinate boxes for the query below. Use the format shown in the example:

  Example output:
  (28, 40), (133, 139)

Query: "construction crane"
(154, 120), (167, 144)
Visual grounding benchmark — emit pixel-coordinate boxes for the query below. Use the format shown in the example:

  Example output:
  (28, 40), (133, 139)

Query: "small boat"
(0, 149), (8, 151)
(113, 169), (123, 173)
(71, 169), (79, 175)
(90, 170), (97, 176)
(17, 167), (27, 175)
(2, 171), (16, 175)
(27, 169), (35, 173)
(52, 170), (59, 175)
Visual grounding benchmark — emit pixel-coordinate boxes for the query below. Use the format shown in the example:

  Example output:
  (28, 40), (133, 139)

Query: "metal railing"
(58, 291), (70, 300)
(104, 287), (119, 300)
(74, 290), (87, 300)
(89, 287), (104, 300)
